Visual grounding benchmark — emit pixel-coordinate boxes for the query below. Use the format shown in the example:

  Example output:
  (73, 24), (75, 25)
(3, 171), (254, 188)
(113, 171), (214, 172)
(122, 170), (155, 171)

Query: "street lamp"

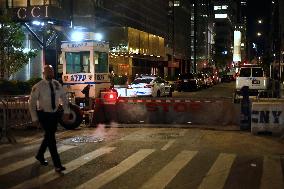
(257, 32), (262, 36)
(71, 31), (84, 41)
(258, 19), (263, 24)
(94, 33), (103, 41)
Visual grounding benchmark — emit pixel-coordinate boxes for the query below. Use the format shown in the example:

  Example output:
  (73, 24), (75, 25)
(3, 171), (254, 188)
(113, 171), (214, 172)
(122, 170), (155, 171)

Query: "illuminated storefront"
(102, 27), (166, 79)
(2, 0), (71, 80)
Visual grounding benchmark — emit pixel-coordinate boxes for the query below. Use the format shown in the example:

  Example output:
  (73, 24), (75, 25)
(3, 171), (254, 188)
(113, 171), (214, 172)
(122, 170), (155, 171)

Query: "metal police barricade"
(0, 96), (32, 143)
(0, 98), (9, 143)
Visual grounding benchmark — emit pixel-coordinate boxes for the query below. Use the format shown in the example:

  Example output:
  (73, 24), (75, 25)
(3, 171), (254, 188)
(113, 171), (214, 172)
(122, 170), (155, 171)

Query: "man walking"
(29, 65), (70, 172)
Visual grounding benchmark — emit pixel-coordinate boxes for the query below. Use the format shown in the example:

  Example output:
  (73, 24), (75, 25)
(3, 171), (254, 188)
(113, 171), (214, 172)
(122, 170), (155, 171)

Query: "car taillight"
(144, 84), (153, 88)
(103, 92), (117, 100)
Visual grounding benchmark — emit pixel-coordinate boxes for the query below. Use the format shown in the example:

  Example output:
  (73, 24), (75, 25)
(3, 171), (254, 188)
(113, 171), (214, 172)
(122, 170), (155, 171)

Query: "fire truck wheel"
(59, 104), (83, 130)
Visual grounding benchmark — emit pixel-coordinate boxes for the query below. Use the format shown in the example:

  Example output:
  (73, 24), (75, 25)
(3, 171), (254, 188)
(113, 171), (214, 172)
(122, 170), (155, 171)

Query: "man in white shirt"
(29, 65), (70, 172)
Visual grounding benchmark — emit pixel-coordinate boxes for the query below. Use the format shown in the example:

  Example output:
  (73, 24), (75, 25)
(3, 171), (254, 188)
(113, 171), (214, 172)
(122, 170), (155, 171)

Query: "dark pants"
(37, 111), (62, 168)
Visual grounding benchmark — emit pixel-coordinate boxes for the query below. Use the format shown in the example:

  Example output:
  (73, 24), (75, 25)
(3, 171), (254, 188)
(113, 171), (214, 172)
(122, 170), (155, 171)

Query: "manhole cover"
(67, 136), (104, 143)
(150, 133), (180, 139)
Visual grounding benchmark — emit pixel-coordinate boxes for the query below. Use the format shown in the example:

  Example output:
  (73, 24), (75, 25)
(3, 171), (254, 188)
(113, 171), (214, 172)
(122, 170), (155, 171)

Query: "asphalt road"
(0, 126), (283, 189)
(173, 82), (235, 99)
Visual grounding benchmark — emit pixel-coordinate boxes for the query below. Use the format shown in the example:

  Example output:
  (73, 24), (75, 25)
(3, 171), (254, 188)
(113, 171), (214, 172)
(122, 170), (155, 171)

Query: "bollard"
(240, 86), (251, 130)
(280, 81), (284, 98)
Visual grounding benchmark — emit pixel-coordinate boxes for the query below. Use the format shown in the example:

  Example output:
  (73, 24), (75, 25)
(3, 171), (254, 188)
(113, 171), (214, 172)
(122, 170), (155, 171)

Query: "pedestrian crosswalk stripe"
(10, 147), (115, 189)
(198, 153), (236, 189)
(0, 143), (38, 161)
(0, 145), (75, 176)
(260, 156), (284, 189)
(161, 139), (175, 151)
(0, 130), (71, 151)
(140, 150), (198, 189)
(76, 149), (155, 189)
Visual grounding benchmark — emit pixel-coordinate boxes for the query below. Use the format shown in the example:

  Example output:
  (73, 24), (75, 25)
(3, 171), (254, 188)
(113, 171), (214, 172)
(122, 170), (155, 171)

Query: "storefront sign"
(16, 6), (49, 20)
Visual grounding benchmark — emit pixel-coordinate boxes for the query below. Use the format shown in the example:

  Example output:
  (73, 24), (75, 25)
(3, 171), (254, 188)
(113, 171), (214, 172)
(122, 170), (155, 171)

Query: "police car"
(128, 75), (172, 97)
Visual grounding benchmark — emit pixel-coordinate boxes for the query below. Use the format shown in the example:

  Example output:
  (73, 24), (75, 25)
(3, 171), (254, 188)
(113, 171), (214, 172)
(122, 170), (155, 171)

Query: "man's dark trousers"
(37, 111), (62, 168)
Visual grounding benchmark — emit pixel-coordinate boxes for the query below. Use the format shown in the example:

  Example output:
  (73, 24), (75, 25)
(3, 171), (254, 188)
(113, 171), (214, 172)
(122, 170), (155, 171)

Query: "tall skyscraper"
(212, 0), (237, 70)
(190, 0), (215, 72)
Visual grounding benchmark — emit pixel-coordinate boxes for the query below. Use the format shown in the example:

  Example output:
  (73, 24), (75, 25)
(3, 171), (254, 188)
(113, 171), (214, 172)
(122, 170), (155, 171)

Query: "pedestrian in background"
(29, 65), (70, 172)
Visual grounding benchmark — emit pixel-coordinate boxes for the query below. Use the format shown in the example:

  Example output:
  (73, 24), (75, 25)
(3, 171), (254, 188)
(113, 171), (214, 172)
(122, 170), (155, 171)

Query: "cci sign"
(15, 6), (49, 20)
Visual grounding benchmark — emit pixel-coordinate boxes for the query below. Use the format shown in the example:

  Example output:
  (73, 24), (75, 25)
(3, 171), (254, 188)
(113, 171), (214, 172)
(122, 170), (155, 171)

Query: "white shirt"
(29, 79), (70, 122)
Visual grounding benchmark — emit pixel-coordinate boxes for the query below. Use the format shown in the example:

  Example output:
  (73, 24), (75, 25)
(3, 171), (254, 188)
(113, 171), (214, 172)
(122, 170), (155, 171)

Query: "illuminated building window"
(30, 0), (45, 5)
(215, 14), (228, 19)
(7, 0), (60, 7)
(30, 0), (60, 6)
(174, 1), (180, 7)
(222, 5), (228, 9)
(214, 6), (221, 10)
(9, 0), (27, 7)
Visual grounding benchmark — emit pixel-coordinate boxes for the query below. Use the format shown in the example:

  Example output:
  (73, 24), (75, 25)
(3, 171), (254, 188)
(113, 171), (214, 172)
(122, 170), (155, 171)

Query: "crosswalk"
(0, 140), (283, 189)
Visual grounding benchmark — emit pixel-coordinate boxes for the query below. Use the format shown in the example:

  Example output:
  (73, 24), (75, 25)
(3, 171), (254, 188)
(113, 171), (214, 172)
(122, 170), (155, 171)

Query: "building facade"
(190, 0), (215, 72)
(212, 0), (237, 70)
(1, 0), (193, 81)
(1, 0), (72, 80)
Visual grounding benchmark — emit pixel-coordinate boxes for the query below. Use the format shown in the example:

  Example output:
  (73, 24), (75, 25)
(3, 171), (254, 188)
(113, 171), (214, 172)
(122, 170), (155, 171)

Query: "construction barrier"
(251, 101), (284, 135)
(91, 98), (240, 126)
(0, 96), (32, 143)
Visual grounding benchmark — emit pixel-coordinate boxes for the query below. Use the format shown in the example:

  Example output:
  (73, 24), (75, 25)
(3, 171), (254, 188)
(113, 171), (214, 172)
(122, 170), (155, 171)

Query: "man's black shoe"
(55, 166), (66, 173)
(35, 156), (48, 166)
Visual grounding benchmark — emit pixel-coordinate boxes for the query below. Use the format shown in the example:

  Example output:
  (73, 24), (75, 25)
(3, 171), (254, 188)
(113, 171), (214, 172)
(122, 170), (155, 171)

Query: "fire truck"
(59, 40), (116, 129)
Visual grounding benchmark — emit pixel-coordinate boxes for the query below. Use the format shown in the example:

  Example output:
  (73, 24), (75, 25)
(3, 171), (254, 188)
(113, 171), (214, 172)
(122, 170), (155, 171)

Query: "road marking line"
(198, 153), (236, 189)
(0, 145), (75, 176)
(77, 149), (155, 189)
(140, 150), (198, 189)
(0, 130), (71, 150)
(11, 147), (115, 189)
(260, 156), (284, 189)
(179, 130), (187, 136)
(161, 139), (175, 151)
(0, 143), (38, 161)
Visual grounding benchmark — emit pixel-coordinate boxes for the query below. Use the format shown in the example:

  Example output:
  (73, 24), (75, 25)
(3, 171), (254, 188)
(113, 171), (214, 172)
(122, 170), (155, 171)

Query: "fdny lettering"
(67, 42), (88, 48)
(96, 74), (105, 80)
(70, 74), (87, 82)
(251, 110), (282, 124)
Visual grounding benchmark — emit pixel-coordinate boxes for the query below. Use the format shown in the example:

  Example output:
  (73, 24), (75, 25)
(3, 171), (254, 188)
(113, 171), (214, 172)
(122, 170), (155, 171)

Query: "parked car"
(176, 73), (201, 91)
(128, 75), (172, 97)
(204, 73), (214, 87)
(196, 73), (207, 88)
(221, 74), (233, 82)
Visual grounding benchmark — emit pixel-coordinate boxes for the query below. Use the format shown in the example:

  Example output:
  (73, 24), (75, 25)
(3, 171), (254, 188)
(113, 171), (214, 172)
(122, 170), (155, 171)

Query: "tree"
(0, 15), (37, 79)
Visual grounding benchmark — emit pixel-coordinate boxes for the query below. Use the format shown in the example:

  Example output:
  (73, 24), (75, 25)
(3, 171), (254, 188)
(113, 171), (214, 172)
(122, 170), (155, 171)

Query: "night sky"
(247, 0), (272, 53)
